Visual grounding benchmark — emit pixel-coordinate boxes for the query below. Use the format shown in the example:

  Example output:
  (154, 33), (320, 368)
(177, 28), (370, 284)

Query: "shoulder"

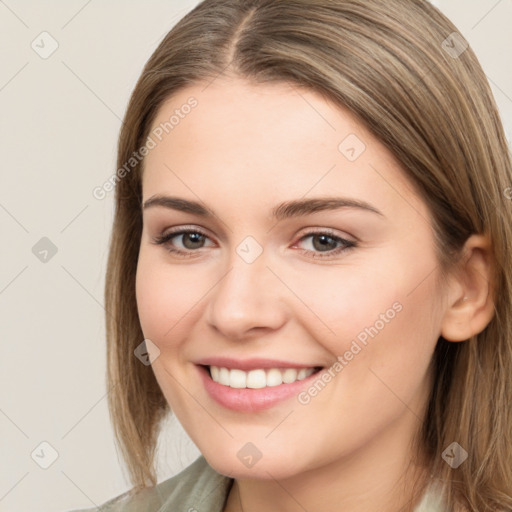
(66, 455), (234, 512)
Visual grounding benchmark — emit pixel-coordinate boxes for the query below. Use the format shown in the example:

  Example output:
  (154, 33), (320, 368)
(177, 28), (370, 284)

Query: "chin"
(201, 446), (308, 481)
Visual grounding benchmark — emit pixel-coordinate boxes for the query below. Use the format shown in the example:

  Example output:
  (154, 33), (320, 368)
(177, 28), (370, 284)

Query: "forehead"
(141, 77), (422, 220)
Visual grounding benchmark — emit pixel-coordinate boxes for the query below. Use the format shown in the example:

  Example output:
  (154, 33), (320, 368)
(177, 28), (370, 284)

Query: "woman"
(73, 0), (512, 510)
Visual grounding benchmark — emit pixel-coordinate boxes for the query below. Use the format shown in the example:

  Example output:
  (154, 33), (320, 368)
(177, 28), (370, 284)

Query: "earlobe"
(440, 234), (495, 342)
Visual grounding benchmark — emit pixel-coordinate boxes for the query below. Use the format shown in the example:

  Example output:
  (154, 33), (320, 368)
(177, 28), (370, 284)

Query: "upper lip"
(195, 357), (323, 371)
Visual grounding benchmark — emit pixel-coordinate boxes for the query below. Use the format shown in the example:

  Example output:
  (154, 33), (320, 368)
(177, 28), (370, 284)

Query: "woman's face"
(136, 77), (448, 480)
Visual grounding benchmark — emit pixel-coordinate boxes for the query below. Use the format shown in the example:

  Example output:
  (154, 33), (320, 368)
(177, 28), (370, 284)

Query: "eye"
(151, 227), (357, 260)
(151, 227), (215, 257)
(294, 230), (357, 258)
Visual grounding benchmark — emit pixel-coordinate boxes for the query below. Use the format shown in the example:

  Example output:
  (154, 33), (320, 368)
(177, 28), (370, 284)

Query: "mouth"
(205, 365), (323, 389)
(196, 361), (326, 412)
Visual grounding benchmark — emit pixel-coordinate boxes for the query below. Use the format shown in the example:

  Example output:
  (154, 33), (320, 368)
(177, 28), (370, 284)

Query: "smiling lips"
(196, 357), (325, 412)
(209, 366), (317, 388)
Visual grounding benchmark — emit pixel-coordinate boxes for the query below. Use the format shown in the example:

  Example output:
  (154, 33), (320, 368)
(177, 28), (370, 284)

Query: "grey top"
(68, 455), (446, 512)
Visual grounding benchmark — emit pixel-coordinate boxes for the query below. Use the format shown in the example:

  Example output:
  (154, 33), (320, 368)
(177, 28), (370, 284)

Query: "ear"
(440, 234), (495, 342)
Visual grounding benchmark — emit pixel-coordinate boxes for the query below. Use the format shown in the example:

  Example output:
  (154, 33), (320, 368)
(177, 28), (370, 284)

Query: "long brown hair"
(104, 1), (512, 509)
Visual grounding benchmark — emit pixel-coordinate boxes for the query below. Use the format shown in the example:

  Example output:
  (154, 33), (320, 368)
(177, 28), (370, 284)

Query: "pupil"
(313, 235), (336, 252)
(184, 233), (204, 249)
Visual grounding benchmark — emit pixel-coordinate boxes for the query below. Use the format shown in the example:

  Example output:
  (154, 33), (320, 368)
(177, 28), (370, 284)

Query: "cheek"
(135, 253), (204, 412)
(285, 258), (402, 347)
(287, 248), (441, 385)
(135, 251), (202, 349)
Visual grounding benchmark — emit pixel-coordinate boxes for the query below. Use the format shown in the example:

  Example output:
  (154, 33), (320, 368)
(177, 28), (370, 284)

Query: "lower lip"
(197, 365), (322, 412)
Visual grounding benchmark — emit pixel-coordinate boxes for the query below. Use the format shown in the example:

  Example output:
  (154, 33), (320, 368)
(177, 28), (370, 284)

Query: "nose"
(205, 251), (288, 341)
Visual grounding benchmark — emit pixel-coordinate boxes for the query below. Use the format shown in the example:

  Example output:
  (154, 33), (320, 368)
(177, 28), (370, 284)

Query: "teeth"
(210, 366), (220, 382)
(266, 368), (283, 387)
(209, 366), (316, 388)
(229, 369), (247, 389)
(297, 368), (309, 380)
(282, 368), (297, 383)
(246, 369), (266, 389)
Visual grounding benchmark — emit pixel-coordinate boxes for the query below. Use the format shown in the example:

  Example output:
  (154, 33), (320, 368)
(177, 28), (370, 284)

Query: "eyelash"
(151, 226), (357, 259)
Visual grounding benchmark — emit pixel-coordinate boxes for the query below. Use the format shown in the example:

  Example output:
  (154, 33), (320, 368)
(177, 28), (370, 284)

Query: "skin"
(135, 77), (494, 512)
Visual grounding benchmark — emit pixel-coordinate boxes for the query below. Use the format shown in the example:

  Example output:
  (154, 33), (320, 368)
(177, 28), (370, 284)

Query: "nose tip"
(205, 257), (287, 341)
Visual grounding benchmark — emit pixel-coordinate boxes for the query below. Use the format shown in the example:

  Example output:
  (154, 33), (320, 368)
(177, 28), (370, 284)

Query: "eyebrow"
(142, 195), (384, 220)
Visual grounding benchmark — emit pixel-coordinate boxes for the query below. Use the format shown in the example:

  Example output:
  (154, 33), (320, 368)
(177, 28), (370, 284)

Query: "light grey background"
(0, 1), (510, 511)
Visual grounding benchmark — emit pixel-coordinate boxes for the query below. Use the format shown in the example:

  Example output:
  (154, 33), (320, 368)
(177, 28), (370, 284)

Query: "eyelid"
(152, 225), (357, 259)
(155, 225), (214, 241)
(291, 229), (357, 259)
(294, 226), (357, 243)
(150, 225), (215, 257)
